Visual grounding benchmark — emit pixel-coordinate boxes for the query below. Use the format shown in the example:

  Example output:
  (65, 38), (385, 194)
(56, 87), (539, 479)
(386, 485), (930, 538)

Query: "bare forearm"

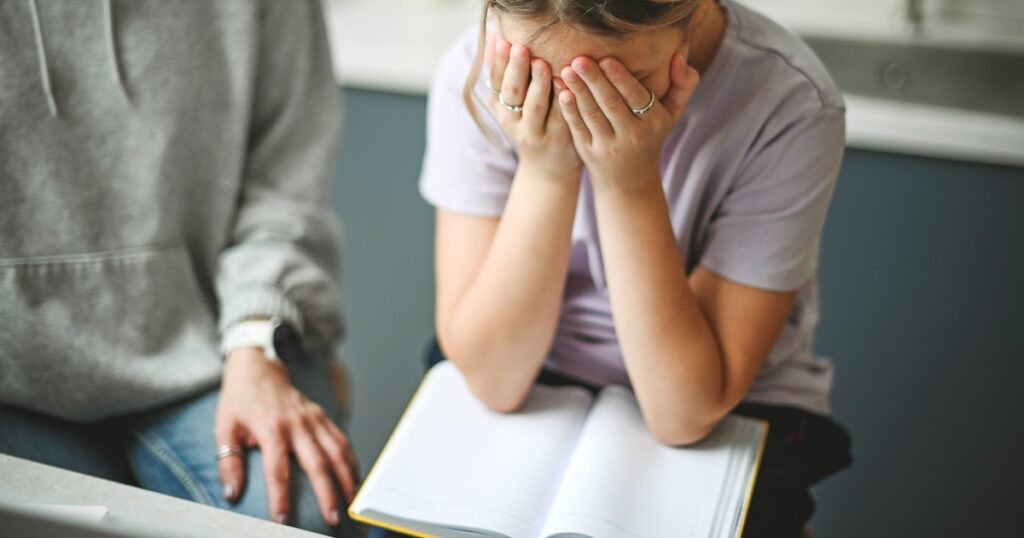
(443, 166), (580, 410)
(593, 180), (725, 443)
(546, 47), (785, 445)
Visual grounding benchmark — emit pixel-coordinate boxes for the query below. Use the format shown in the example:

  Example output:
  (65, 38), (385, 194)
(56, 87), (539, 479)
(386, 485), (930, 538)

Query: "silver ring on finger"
(485, 79), (501, 96)
(216, 444), (244, 461)
(498, 92), (524, 114)
(631, 88), (656, 118)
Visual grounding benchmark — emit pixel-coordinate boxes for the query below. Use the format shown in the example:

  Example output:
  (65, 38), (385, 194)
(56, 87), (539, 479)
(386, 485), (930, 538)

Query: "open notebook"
(350, 362), (767, 538)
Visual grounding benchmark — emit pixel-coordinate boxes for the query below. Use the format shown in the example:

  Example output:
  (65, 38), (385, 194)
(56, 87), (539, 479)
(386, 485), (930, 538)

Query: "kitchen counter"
(0, 454), (319, 537)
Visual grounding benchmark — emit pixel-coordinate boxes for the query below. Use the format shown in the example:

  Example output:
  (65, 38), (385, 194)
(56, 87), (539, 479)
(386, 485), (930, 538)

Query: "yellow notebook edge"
(347, 364), (443, 538)
(734, 418), (770, 538)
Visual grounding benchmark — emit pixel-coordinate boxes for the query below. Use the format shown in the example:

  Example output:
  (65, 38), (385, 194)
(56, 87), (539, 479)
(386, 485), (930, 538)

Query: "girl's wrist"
(516, 159), (583, 187)
(590, 164), (662, 195)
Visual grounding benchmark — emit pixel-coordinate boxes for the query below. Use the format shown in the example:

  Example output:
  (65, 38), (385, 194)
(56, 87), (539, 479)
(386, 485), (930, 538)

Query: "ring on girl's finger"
(485, 79), (501, 96)
(498, 92), (524, 114)
(631, 88), (656, 118)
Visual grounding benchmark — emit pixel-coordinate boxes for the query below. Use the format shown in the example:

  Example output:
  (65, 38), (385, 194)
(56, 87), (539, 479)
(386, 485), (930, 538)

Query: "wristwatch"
(221, 318), (303, 363)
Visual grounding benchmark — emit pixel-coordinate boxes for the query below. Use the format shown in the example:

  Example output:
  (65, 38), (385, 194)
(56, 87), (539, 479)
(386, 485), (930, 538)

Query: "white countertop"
(325, 0), (476, 95)
(741, 0), (1024, 53)
(323, 0), (1024, 167)
(0, 454), (319, 537)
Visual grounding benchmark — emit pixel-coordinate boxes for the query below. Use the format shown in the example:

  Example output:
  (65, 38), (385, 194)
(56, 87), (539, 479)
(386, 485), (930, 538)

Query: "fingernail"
(328, 509), (340, 526)
(532, 61), (541, 77)
(274, 513), (287, 525)
(222, 483), (235, 500)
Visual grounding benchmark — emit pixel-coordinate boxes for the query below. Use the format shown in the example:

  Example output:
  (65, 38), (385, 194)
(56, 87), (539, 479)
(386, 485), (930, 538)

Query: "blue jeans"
(0, 357), (357, 537)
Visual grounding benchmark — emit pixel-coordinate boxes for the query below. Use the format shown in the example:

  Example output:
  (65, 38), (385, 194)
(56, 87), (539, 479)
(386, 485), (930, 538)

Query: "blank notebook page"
(352, 362), (593, 537)
(539, 386), (734, 538)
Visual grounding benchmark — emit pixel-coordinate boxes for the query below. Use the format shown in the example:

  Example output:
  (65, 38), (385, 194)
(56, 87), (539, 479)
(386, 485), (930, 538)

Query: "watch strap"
(221, 319), (282, 362)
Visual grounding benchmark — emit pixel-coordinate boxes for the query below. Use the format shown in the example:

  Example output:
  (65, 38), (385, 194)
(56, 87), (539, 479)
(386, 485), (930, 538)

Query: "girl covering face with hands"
(419, 1), (852, 535)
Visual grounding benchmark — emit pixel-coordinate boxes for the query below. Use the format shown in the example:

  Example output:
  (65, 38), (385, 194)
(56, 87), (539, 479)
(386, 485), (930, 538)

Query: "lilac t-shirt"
(420, 0), (845, 415)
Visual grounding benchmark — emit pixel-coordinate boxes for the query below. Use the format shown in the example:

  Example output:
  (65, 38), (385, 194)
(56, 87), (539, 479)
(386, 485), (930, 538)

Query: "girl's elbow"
(648, 415), (720, 447)
(482, 392), (529, 414)
(467, 378), (529, 414)
(440, 336), (533, 414)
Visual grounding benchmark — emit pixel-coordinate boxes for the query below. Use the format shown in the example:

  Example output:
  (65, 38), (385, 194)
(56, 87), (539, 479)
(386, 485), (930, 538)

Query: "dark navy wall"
(333, 88), (1024, 537)
(332, 89), (433, 479)
(811, 152), (1024, 537)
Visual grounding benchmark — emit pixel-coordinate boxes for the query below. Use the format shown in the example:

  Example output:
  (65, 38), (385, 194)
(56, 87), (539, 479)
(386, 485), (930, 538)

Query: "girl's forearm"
(442, 165), (581, 411)
(593, 178), (726, 444)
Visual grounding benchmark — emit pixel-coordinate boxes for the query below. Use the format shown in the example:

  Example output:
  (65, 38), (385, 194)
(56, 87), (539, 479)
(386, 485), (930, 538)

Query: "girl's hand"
(215, 349), (358, 528)
(487, 36), (582, 179)
(558, 49), (700, 191)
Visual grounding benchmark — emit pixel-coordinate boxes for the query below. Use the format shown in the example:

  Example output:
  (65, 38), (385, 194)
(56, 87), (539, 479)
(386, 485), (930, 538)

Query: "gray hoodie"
(0, 0), (344, 421)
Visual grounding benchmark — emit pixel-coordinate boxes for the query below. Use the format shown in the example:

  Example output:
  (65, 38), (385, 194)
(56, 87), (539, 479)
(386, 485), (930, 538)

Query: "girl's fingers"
(597, 57), (653, 117)
(522, 59), (551, 133)
(489, 38), (510, 101)
(500, 43), (531, 109)
(561, 64), (613, 139)
(571, 57), (632, 131)
(558, 89), (592, 146)
(546, 80), (567, 134)
(661, 52), (700, 121)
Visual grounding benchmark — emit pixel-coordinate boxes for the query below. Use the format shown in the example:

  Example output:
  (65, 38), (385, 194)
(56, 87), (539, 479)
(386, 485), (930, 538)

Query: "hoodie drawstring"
(28, 0), (58, 118)
(26, 0), (129, 117)
(103, 0), (130, 105)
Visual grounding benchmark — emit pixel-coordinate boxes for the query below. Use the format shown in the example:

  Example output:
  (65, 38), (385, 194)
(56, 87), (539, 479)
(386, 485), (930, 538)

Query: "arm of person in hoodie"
(211, 0), (356, 529)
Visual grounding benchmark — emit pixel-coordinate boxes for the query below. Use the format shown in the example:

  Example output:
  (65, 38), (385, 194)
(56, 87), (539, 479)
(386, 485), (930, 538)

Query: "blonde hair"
(463, 0), (703, 132)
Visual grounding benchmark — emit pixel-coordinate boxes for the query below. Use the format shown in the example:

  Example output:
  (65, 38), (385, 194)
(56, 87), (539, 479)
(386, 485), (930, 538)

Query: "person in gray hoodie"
(0, 0), (358, 535)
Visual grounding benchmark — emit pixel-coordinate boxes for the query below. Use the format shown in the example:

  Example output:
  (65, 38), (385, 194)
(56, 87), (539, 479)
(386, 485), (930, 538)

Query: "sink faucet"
(906, 0), (925, 35)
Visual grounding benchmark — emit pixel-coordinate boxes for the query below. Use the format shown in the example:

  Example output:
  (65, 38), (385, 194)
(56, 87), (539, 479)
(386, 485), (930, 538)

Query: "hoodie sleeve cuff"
(219, 286), (305, 338)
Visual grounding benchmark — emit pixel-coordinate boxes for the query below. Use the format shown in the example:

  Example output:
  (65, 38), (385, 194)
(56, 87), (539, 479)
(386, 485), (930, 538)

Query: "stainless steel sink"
(802, 35), (1024, 118)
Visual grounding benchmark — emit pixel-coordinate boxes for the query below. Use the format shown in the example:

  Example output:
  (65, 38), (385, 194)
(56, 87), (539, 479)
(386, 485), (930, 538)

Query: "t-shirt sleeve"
(419, 30), (518, 218)
(699, 107), (845, 291)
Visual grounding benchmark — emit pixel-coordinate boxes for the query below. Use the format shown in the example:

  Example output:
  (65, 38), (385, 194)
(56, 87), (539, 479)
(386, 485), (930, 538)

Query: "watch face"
(272, 323), (304, 363)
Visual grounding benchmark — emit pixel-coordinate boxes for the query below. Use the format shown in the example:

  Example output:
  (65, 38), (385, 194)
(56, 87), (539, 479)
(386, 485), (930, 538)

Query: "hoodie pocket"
(0, 242), (222, 421)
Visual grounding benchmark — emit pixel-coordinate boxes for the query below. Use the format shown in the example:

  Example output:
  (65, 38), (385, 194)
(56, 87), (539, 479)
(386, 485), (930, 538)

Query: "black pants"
(426, 341), (852, 538)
